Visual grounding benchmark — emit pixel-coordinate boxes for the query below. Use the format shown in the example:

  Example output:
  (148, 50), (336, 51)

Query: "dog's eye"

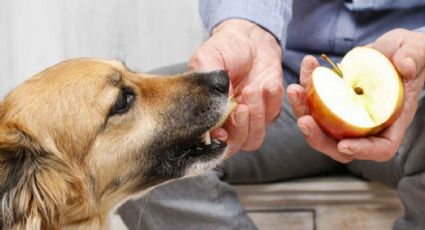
(110, 88), (135, 116)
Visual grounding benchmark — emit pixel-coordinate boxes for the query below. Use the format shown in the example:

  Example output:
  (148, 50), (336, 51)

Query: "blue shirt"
(199, 0), (425, 84)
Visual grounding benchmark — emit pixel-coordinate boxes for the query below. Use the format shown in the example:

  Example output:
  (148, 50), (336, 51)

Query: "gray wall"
(0, 0), (206, 98)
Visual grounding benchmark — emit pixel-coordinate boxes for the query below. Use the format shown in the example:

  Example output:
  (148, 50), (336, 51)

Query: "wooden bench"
(234, 176), (403, 230)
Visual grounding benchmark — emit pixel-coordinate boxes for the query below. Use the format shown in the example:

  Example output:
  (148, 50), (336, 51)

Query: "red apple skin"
(305, 76), (404, 140)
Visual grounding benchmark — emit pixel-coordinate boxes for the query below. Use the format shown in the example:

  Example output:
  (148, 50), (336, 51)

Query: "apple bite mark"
(308, 47), (404, 139)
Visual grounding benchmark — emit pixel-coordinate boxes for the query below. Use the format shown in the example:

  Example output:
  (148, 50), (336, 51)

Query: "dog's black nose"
(197, 70), (229, 95)
(209, 70), (229, 95)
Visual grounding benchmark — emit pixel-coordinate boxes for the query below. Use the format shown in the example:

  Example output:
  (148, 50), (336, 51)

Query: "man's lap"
(117, 64), (425, 230)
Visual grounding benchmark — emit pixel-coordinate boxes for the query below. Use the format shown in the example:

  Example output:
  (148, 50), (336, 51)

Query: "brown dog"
(0, 59), (234, 229)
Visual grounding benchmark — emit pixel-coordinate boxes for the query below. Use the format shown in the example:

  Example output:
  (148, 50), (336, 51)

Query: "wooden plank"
(235, 176), (404, 229)
(316, 205), (403, 230)
(235, 176), (401, 208)
(248, 211), (314, 230)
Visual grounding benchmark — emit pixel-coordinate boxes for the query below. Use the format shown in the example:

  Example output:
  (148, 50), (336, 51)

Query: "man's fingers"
(240, 86), (266, 151)
(366, 29), (403, 58)
(337, 137), (397, 162)
(287, 84), (309, 118)
(339, 104), (412, 162)
(209, 128), (228, 142)
(392, 38), (425, 79)
(223, 105), (249, 158)
(367, 29), (425, 80)
(297, 116), (353, 163)
(264, 80), (283, 124)
(300, 55), (319, 87)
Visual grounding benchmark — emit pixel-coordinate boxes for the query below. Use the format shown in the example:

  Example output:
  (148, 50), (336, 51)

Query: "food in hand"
(306, 47), (404, 139)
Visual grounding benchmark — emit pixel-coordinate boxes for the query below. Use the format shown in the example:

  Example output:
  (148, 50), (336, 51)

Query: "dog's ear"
(0, 124), (64, 230)
(0, 124), (42, 164)
(0, 124), (23, 152)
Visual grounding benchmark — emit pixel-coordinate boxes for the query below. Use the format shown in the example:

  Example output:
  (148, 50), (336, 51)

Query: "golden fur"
(0, 59), (231, 229)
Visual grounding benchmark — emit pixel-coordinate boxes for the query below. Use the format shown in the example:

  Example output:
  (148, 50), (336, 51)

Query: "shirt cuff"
(345, 0), (425, 11)
(415, 26), (425, 33)
(199, 0), (292, 48)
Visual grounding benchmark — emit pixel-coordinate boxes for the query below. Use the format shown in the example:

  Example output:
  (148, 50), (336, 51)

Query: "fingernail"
(302, 61), (315, 73)
(308, 62), (315, 71)
(339, 146), (354, 155)
(233, 107), (248, 126)
(404, 57), (416, 76)
(211, 128), (228, 141)
(288, 94), (295, 105)
(288, 91), (300, 105)
(298, 124), (310, 136)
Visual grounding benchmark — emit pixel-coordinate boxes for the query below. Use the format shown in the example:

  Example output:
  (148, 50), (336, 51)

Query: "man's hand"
(188, 19), (283, 157)
(287, 29), (425, 163)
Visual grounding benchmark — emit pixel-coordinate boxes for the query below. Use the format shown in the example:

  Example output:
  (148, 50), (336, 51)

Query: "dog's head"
(0, 59), (234, 229)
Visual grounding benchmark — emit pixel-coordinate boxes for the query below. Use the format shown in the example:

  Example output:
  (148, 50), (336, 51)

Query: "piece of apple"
(306, 47), (404, 140)
(203, 96), (238, 145)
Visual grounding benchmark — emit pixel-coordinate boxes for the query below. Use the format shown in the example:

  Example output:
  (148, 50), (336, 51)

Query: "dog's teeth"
(204, 132), (211, 145)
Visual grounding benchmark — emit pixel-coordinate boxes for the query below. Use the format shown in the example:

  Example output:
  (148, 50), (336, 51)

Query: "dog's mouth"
(167, 97), (237, 161)
(167, 138), (226, 161)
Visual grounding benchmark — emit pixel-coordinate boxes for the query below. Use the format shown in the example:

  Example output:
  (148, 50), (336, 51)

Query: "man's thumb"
(187, 45), (225, 72)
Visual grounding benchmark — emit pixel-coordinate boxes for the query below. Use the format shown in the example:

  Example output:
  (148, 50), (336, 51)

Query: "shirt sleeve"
(415, 26), (425, 33)
(345, 0), (425, 11)
(199, 0), (293, 47)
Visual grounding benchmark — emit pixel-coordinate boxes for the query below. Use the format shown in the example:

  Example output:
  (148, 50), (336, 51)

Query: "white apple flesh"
(307, 47), (404, 140)
(203, 96), (237, 145)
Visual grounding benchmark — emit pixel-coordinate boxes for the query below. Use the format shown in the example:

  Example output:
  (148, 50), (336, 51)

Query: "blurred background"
(0, 2), (407, 229)
(0, 0), (206, 98)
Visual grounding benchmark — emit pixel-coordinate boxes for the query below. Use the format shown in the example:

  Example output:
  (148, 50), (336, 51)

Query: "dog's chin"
(184, 154), (224, 177)
(165, 131), (227, 177)
(170, 138), (225, 180)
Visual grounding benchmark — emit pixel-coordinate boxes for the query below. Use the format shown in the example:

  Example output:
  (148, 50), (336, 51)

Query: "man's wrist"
(213, 19), (281, 48)
(212, 19), (258, 35)
(199, 0), (292, 48)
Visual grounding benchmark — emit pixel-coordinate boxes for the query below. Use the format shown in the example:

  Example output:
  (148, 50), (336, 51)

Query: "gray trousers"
(118, 64), (425, 230)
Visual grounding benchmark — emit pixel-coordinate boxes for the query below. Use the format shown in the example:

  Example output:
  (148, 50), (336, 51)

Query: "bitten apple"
(203, 96), (238, 145)
(306, 47), (404, 140)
